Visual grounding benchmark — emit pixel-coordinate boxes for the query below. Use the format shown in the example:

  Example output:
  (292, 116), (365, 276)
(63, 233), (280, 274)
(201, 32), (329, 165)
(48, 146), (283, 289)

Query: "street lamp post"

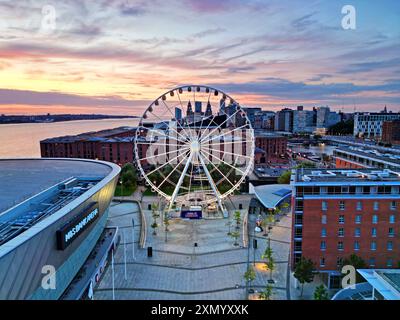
(132, 218), (135, 260)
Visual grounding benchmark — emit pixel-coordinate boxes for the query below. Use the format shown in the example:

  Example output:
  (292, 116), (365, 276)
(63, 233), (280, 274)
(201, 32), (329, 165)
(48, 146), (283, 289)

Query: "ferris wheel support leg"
(198, 153), (228, 218)
(168, 152), (194, 212)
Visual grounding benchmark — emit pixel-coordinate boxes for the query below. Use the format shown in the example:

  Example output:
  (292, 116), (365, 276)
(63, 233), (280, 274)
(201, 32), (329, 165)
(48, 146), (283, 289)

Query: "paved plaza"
(94, 196), (292, 300)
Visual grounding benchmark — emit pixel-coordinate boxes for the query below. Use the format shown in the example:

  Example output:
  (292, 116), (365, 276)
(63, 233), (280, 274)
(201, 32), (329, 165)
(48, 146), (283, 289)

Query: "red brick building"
(40, 127), (148, 166)
(382, 120), (400, 145)
(291, 169), (400, 288)
(41, 127), (288, 167)
(254, 132), (288, 164)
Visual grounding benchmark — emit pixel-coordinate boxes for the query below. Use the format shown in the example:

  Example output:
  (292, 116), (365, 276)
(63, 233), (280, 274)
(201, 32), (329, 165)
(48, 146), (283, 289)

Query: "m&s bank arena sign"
(56, 203), (99, 250)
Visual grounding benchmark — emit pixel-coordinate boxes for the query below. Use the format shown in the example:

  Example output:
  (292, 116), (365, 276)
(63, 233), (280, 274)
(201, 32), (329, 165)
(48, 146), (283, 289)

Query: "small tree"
(234, 211), (241, 230)
(244, 266), (256, 290)
(277, 171), (291, 184)
(151, 222), (158, 235)
(164, 212), (170, 242)
(229, 231), (240, 246)
(151, 203), (160, 236)
(313, 284), (329, 300)
(262, 246), (275, 282)
(294, 257), (315, 297)
(259, 284), (273, 300)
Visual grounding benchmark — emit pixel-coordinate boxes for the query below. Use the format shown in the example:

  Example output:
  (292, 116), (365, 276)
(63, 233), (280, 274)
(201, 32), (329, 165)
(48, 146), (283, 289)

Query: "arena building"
(0, 158), (120, 299)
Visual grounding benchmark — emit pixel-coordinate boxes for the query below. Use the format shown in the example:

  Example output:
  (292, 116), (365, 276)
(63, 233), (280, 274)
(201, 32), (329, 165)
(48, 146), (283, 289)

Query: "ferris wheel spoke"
(200, 139), (253, 147)
(137, 125), (189, 144)
(146, 148), (190, 177)
(160, 99), (194, 141)
(197, 152), (224, 208)
(200, 148), (246, 175)
(157, 153), (189, 189)
(200, 107), (242, 143)
(202, 124), (250, 143)
(148, 110), (190, 142)
(206, 147), (253, 159)
(200, 153), (236, 188)
(137, 146), (190, 162)
(169, 152), (194, 209)
(176, 89), (196, 140)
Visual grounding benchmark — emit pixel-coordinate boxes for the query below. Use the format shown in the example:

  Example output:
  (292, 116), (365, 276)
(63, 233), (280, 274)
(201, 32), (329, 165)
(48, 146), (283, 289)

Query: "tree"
(259, 284), (273, 300)
(244, 266), (256, 290)
(234, 211), (241, 230)
(343, 254), (367, 283)
(296, 162), (317, 169)
(262, 246), (275, 283)
(313, 284), (329, 300)
(294, 257), (315, 297)
(151, 222), (158, 236)
(151, 203), (160, 235)
(277, 171), (291, 184)
(229, 231), (240, 246)
(327, 119), (354, 135)
(163, 212), (170, 242)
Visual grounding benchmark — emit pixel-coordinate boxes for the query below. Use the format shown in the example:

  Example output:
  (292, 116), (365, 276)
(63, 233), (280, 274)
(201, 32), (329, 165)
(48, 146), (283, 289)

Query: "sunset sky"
(0, 0), (399, 115)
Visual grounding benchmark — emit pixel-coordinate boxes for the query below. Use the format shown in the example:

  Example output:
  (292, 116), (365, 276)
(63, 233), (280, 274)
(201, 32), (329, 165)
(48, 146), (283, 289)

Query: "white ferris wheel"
(134, 85), (255, 213)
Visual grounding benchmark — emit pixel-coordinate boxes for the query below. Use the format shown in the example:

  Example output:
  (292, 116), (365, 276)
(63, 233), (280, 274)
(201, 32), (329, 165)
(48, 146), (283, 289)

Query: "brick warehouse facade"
(254, 131), (288, 165)
(41, 127), (287, 166)
(40, 127), (149, 166)
(291, 169), (400, 288)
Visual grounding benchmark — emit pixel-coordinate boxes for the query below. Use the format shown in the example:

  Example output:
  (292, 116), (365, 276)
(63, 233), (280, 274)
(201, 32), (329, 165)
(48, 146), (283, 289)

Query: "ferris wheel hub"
(190, 140), (201, 153)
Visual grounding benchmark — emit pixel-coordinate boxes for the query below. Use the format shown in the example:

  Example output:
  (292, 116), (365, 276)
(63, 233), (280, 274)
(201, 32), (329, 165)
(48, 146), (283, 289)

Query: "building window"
(391, 201), (396, 210)
(339, 215), (345, 224)
(369, 258), (375, 267)
(355, 215), (362, 224)
(320, 241), (326, 251)
(387, 241), (393, 251)
(373, 201), (379, 211)
(320, 257), (325, 267)
(321, 215), (327, 224)
(356, 201), (362, 211)
(354, 228), (361, 237)
(337, 241), (344, 251)
(322, 201), (328, 211)
(372, 215), (378, 224)
(387, 259), (393, 267)
(389, 214), (395, 224)
(371, 241), (377, 251)
(354, 241), (360, 251)
(338, 228), (344, 237)
(371, 227), (377, 237)
(389, 227), (394, 237)
(339, 201), (345, 211)
(321, 228), (327, 237)
(342, 186), (349, 194)
(337, 257), (343, 268)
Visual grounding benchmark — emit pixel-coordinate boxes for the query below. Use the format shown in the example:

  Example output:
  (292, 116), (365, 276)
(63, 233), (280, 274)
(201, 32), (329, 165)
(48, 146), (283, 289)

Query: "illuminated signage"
(180, 210), (202, 219)
(56, 203), (99, 250)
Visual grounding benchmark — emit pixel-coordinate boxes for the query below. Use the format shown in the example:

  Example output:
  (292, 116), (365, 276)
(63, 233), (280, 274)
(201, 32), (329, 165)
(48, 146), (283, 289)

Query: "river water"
(0, 118), (139, 158)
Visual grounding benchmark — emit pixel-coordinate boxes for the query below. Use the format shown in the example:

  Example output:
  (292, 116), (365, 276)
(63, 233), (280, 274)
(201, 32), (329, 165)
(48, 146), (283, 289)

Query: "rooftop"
(0, 159), (116, 248)
(40, 126), (137, 143)
(0, 159), (112, 213)
(334, 146), (400, 167)
(252, 184), (291, 209)
(294, 168), (400, 184)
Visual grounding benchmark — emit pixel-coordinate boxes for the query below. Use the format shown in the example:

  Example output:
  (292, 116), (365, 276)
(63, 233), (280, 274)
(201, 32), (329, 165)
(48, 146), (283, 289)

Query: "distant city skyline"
(0, 0), (399, 115)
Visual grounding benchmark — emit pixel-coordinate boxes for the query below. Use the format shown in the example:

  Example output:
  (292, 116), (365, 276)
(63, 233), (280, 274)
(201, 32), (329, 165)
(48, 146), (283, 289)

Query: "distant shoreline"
(0, 114), (139, 125)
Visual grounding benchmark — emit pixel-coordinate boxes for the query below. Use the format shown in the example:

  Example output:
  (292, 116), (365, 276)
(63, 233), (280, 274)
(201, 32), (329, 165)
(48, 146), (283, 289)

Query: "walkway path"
(94, 197), (292, 300)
